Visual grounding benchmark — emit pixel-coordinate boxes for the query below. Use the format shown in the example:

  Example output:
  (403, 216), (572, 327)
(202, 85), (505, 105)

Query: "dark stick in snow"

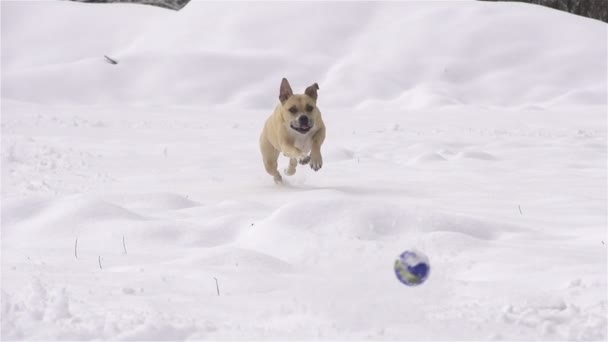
(104, 55), (118, 65)
(213, 277), (220, 296)
(122, 235), (127, 255)
(75, 238), (78, 259)
(69, 0), (192, 11)
(518, 205), (523, 215)
(98, 256), (103, 269)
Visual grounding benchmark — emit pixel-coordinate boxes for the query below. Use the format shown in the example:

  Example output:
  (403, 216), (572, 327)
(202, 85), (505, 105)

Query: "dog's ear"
(279, 78), (293, 104)
(305, 83), (319, 100)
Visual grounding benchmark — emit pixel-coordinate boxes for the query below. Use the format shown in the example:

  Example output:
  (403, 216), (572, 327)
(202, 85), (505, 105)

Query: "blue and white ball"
(394, 250), (430, 286)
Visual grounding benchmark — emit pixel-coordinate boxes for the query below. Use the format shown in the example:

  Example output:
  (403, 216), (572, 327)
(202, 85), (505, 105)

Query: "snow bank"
(2, 1), (606, 109)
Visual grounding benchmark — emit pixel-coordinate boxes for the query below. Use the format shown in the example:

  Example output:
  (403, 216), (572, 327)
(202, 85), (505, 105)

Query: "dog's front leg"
(284, 146), (310, 165)
(280, 140), (306, 160)
(309, 127), (325, 171)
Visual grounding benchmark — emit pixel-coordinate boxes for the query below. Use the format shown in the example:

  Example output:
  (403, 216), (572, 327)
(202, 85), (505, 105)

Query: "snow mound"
(2, 1), (606, 109)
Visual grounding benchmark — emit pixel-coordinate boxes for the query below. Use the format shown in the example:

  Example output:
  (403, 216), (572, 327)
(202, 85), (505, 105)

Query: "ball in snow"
(394, 249), (430, 286)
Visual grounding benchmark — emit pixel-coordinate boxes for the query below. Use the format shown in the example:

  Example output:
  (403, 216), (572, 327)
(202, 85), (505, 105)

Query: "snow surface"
(1, 0), (607, 340)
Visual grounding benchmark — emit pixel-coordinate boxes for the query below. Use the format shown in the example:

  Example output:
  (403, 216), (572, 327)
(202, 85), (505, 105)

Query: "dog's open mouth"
(290, 124), (312, 134)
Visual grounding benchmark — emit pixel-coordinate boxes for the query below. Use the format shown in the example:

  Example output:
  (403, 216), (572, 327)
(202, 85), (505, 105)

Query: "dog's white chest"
(292, 132), (313, 153)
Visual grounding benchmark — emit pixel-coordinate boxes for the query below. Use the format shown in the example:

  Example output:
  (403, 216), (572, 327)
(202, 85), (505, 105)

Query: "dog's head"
(278, 78), (321, 135)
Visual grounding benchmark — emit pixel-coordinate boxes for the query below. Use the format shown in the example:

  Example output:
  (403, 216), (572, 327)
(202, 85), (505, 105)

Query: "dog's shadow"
(278, 181), (414, 197)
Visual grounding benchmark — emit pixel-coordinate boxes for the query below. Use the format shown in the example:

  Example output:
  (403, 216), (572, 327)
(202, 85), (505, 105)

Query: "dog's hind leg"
(265, 156), (282, 183)
(260, 136), (282, 183)
(285, 158), (297, 176)
(263, 153), (282, 183)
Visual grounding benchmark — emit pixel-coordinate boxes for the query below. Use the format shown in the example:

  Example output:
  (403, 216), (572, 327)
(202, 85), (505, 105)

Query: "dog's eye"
(305, 105), (314, 112)
(289, 107), (298, 114)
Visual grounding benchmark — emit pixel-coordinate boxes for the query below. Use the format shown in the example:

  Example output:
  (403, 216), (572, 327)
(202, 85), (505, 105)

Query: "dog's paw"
(310, 155), (323, 171)
(299, 156), (311, 165)
(273, 174), (283, 184)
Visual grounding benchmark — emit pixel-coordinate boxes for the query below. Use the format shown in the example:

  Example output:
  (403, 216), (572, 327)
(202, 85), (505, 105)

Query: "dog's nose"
(299, 116), (309, 126)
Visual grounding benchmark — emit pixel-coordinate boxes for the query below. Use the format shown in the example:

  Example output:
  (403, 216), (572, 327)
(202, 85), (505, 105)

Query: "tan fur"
(260, 78), (326, 183)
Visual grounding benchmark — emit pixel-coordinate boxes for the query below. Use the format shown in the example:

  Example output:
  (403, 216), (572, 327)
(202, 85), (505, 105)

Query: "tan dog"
(259, 78), (326, 183)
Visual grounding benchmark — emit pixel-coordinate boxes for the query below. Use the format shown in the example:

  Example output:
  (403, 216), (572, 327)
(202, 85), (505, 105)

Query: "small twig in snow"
(104, 55), (118, 65)
(213, 277), (220, 296)
(518, 205), (523, 215)
(98, 256), (103, 269)
(75, 238), (78, 259)
(122, 235), (127, 255)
